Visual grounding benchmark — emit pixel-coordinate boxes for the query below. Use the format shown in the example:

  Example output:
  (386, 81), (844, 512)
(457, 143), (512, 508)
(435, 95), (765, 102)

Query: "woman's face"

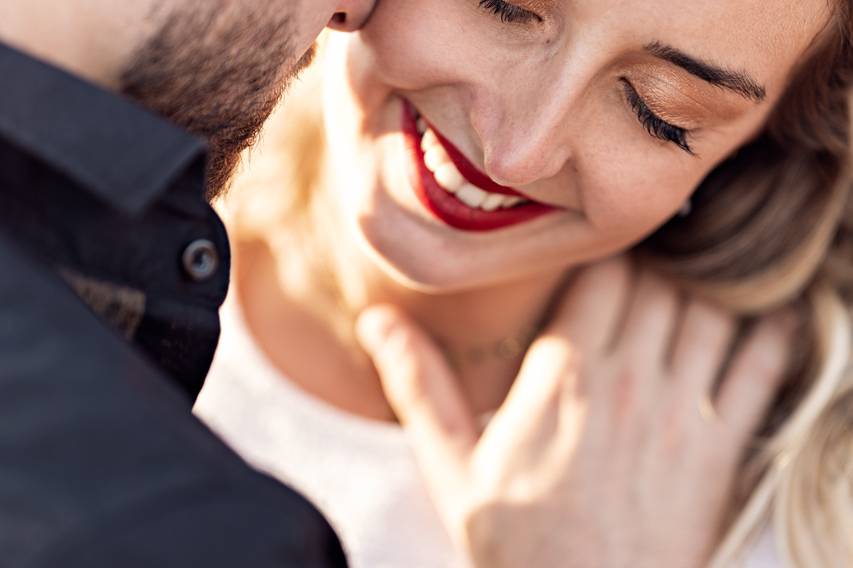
(322, 0), (828, 291)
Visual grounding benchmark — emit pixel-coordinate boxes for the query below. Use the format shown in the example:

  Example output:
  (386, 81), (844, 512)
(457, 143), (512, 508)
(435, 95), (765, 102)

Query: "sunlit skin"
(0, 0), (376, 197)
(328, 0), (824, 290)
(0, 0), (372, 89)
(332, 9), (829, 563)
(244, 0), (828, 421)
(356, 260), (799, 568)
(2, 0), (832, 565)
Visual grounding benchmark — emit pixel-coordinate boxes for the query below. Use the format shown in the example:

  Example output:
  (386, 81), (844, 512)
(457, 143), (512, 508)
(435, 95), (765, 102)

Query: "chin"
(355, 228), (473, 294)
(352, 217), (553, 294)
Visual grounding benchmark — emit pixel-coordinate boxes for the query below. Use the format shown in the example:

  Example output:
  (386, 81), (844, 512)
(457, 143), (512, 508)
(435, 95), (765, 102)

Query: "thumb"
(356, 305), (477, 477)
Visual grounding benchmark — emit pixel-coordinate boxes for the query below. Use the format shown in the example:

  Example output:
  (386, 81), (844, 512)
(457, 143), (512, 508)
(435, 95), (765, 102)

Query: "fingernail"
(356, 306), (395, 350)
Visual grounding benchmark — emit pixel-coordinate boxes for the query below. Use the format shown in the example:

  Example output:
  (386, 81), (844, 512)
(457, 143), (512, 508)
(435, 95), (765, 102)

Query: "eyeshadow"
(625, 62), (751, 127)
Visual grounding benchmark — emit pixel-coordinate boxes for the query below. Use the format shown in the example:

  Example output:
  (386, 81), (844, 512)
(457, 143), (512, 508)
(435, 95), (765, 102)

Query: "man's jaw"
(119, 4), (315, 202)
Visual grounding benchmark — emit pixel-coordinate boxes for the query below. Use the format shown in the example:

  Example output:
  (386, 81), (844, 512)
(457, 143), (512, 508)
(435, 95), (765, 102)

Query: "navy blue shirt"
(0, 43), (347, 567)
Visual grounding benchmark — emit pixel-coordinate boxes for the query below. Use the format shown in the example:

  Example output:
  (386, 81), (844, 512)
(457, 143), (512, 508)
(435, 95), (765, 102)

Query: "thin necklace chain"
(439, 323), (542, 370)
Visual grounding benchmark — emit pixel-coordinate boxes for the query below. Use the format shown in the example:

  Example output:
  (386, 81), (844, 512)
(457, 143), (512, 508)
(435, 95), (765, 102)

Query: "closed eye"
(478, 0), (542, 24)
(620, 79), (695, 155)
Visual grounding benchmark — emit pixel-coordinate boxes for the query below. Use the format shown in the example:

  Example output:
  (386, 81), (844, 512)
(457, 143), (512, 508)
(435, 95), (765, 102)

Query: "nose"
(485, 144), (569, 189)
(474, 89), (574, 188)
(327, 0), (377, 31)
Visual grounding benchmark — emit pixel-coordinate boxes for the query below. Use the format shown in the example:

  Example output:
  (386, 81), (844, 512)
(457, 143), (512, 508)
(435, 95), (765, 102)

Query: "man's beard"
(119, 3), (315, 201)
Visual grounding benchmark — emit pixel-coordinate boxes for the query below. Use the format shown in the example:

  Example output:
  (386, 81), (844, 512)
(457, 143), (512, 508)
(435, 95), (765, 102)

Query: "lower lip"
(402, 103), (558, 232)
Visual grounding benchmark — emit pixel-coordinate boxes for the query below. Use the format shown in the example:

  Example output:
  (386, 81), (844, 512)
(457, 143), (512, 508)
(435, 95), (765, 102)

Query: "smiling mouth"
(402, 100), (559, 232)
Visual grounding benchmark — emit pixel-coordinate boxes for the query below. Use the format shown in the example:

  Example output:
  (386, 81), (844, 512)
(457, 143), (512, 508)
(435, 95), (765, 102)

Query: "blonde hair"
(640, 5), (853, 565)
(224, 7), (853, 566)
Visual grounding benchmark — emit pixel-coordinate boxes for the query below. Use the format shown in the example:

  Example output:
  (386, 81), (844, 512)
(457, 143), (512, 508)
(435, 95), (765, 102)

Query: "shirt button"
(182, 239), (220, 282)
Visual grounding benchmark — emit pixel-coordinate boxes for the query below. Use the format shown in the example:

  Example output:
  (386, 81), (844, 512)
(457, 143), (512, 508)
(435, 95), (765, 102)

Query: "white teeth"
(423, 147), (449, 173)
(456, 184), (489, 208)
(434, 164), (466, 192)
(421, 129), (439, 152)
(501, 196), (525, 209)
(481, 193), (506, 212)
(418, 126), (533, 212)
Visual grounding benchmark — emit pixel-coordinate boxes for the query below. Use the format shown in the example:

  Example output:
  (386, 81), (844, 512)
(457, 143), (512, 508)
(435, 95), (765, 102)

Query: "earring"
(678, 199), (693, 218)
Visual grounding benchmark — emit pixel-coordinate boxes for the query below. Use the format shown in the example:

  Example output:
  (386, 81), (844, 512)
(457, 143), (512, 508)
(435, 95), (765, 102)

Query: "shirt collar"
(0, 42), (207, 215)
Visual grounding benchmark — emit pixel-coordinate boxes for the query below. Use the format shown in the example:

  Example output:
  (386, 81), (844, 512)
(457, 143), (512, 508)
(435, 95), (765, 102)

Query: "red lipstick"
(402, 101), (558, 232)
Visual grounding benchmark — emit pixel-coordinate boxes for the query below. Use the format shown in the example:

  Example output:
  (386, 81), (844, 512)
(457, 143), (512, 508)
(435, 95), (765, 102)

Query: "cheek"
(354, 4), (487, 95)
(579, 147), (700, 239)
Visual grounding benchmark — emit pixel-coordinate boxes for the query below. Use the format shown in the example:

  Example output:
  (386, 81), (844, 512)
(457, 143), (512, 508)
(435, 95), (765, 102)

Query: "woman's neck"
(237, 226), (569, 422)
(344, 249), (568, 412)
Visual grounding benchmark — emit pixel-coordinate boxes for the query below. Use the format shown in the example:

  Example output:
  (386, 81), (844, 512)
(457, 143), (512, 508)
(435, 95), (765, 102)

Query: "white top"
(194, 297), (782, 568)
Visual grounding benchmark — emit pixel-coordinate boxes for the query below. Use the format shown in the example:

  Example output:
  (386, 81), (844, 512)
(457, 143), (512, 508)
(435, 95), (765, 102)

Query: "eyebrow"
(644, 41), (767, 102)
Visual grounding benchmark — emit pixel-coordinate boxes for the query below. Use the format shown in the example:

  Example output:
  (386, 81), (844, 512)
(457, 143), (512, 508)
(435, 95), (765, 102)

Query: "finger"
(617, 270), (680, 372)
(546, 256), (633, 355)
(357, 305), (477, 482)
(669, 299), (737, 404)
(483, 257), (631, 447)
(543, 257), (632, 356)
(715, 311), (798, 443)
(489, 258), (632, 436)
(481, 334), (578, 456)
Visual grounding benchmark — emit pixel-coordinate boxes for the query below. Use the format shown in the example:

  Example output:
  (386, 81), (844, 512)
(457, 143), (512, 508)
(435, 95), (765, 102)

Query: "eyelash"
(479, 4), (693, 155)
(478, 0), (541, 24)
(620, 79), (694, 155)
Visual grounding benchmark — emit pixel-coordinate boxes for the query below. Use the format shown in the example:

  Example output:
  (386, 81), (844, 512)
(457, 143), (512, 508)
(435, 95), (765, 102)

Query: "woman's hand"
(356, 257), (796, 568)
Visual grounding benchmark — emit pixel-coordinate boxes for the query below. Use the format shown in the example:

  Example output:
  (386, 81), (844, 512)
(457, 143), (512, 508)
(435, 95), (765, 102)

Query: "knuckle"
(524, 336), (587, 396)
(529, 335), (581, 375)
(463, 501), (514, 565)
(657, 405), (691, 460)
